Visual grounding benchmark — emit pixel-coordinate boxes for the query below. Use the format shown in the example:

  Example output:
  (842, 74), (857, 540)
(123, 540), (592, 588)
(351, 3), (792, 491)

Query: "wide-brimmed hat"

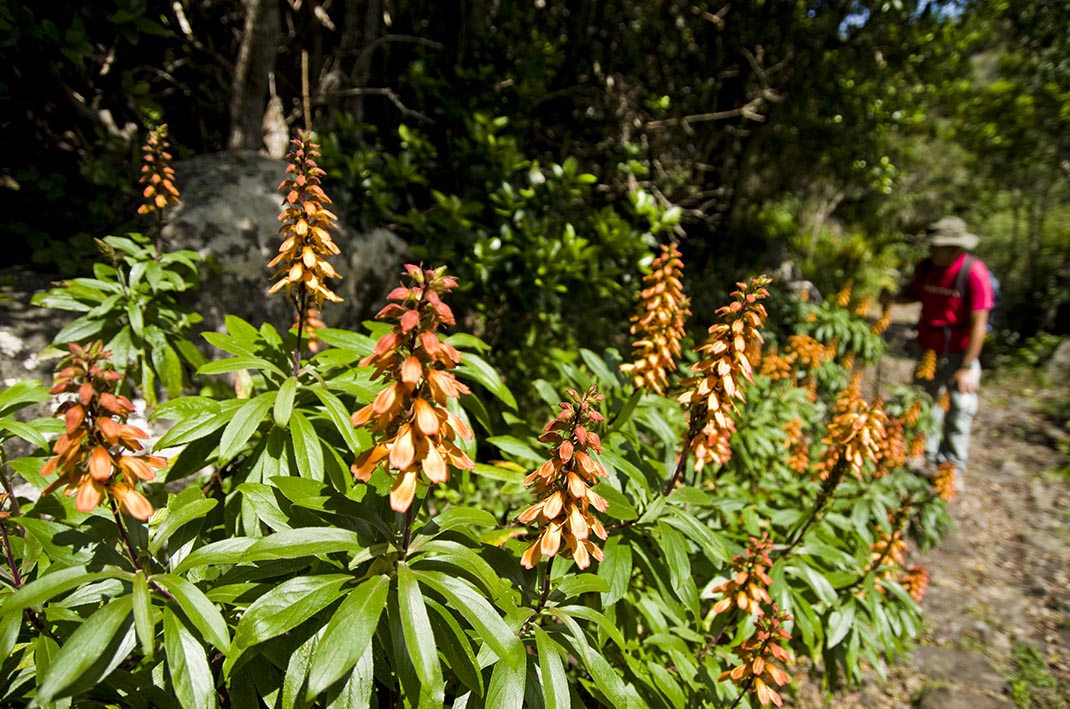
(927, 216), (978, 250)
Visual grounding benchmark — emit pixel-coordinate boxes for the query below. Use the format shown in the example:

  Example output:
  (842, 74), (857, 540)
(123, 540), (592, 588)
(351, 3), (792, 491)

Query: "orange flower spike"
(350, 265), (474, 512)
(679, 276), (771, 470)
(933, 461), (957, 501)
(708, 534), (776, 618)
(41, 342), (165, 519)
(270, 131), (343, 308)
(136, 124), (180, 216)
(900, 564), (930, 602)
(520, 387), (610, 570)
(718, 605), (794, 706)
(620, 243), (691, 394)
(916, 349), (937, 381)
(818, 383), (889, 481)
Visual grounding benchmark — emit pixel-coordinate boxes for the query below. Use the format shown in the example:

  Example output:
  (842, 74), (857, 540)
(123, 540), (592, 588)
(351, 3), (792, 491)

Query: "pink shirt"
(908, 253), (994, 353)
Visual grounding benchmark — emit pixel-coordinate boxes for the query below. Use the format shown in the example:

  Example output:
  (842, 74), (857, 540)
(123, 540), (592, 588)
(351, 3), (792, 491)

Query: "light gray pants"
(917, 353), (980, 469)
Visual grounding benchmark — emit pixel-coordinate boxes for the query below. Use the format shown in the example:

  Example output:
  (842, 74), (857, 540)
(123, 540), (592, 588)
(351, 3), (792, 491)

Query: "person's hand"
(952, 366), (979, 393)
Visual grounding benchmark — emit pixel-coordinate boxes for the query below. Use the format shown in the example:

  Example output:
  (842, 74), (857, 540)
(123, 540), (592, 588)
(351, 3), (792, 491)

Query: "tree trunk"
(228, 0), (281, 151)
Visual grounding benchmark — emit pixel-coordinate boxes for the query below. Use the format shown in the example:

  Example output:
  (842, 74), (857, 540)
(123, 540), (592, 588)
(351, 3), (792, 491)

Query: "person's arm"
(951, 308), (988, 393)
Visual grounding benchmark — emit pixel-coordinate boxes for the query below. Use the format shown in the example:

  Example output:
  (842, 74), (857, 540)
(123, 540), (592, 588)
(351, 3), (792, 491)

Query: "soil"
(788, 306), (1070, 708)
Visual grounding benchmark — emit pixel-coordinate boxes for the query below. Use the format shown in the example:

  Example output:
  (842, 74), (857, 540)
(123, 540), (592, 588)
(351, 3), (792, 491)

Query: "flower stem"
(519, 555), (555, 636)
(292, 289), (309, 377)
(0, 464), (23, 524)
(108, 496), (174, 601)
(400, 503), (415, 558)
(1, 521), (22, 588)
(782, 458), (848, 557)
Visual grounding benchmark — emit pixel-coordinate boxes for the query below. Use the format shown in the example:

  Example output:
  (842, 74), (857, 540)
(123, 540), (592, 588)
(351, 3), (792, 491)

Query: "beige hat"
(927, 216), (979, 250)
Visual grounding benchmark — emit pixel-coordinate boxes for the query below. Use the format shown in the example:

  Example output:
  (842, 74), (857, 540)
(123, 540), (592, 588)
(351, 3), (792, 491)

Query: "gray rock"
(914, 686), (1014, 709)
(1044, 338), (1070, 382)
(163, 151), (408, 338)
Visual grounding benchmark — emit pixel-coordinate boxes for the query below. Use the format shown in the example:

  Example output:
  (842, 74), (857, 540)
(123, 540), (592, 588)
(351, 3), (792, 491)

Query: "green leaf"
(306, 575), (389, 700)
(425, 597), (483, 696)
(290, 409), (324, 480)
(415, 570), (524, 669)
(664, 507), (727, 563)
(554, 573), (609, 598)
(0, 379), (50, 417)
(53, 316), (107, 344)
(149, 497), (218, 555)
(155, 399), (241, 449)
(164, 607), (217, 709)
(397, 562), (445, 706)
(455, 351), (517, 410)
(219, 392), (275, 461)
(274, 377), (298, 428)
(132, 572), (155, 659)
(241, 528), (365, 562)
(172, 537), (257, 574)
(153, 341), (185, 398)
(37, 596), (135, 704)
(0, 417), (52, 451)
(199, 356), (286, 379)
(420, 506), (497, 536)
(308, 387), (362, 453)
(486, 435), (543, 464)
(826, 601), (856, 649)
(232, 575), (350, 651)
(579, 348), (620, 389)
(534, 627), (570, 709)
(127, 301), (145, 337)
(598, 536), (633, 606)
(151, 574), (230, 650)
(656, 521), (690, 592)
(0, 566), (122, 617)
(555, 613), (633, 707)
(794, 563), (837, 606)
(485, 652), (526, 708)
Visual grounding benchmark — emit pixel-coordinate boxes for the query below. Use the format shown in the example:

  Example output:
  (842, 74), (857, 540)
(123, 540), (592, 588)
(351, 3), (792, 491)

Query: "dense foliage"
(0, 145), (959, 707)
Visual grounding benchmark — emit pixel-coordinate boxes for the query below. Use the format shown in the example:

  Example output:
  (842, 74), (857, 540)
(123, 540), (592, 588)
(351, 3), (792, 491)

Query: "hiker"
(881, 216), (995, 477)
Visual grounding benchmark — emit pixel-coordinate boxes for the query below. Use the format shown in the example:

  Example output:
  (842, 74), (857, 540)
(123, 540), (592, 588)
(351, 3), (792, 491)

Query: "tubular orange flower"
(707, 534), (775, 617)
(815, 380), (888, 481)
(268, 131), (343, 309)
(678, 276), (771, 471)
(350, 265), (474, 512)
(519, 387), (609, 570)
(933, 461), (957, 501)
(718, 604), (794, 707)
(835, 282), (852, 309)
(874, 418), (907, 477)
(916, 349), (937, 381)
(783, 417), (810, 474)
(759, 347), (793, 381)
(872, 303), (893, 335)
(620, 243), (691, 394)
(852, 295), (871, 318)
(869, 528), (909, 582)
(785, 334), (829, 374)
(899, 564), (929, 603)
(136, 124), (180, 216)
(907, 431), (927, 459)
(41, 342), (166, 520)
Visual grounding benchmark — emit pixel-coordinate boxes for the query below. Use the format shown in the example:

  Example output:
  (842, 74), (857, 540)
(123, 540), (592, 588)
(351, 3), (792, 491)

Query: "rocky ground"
(790, 308), (1070, 708)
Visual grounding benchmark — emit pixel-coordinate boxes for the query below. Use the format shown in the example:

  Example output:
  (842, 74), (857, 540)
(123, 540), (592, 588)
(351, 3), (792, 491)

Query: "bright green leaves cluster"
(32, 233), (205, 405)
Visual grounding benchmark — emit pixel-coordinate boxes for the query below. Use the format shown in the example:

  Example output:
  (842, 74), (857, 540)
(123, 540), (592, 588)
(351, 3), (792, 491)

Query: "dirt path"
(791, 313), (1070, 708)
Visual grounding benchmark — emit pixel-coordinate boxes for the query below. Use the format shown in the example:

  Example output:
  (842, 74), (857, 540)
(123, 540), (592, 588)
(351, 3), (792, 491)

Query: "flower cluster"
(869, 528), (908, 580)
(933, 461), (957, 501)
(916, 349), (937, 381)
(874, 418), (907, 477)
(899, 564), (930, 603)
(41, 342), (165, 519)
(816, 381), (888, 481)
(708, 534), (774, 616)
(620, 243), (691, 394)
(351, 265), (474, 512)
(871, 303), (893, 335)
(136, 124), (180, 216)
(786, 334), (830, 372)
(758, 348), (793, 381)
(518, 387), (610, 570)
(678, 276), (770, 471)
(718, 605), (794, 707)
(851, 295), (871, 318)
(782, 417), (810, 474)
(835, 282), (853, 309)
(268, 132), (343, 309)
